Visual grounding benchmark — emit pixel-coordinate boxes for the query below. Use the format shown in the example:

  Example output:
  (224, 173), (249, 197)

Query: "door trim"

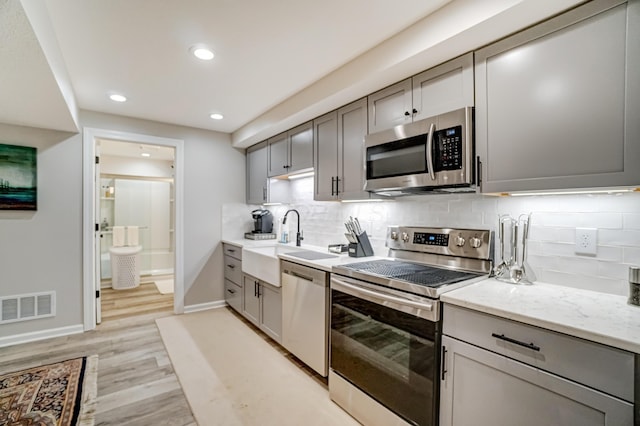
(82, 127), (185, 330)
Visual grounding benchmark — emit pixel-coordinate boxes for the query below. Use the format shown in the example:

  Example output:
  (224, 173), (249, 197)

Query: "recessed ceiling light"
(210, 113), (224, 120)
(109, 93), (127, 102)
(191, 46), (214, 61)
(141, 152), (151, 157)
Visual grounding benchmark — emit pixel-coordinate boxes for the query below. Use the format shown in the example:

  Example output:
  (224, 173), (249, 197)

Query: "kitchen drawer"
(223, 243), (242, 260)
(443, 304), (634, 402)
(224, 255), (242, 284)
(225, 279), (242, 312)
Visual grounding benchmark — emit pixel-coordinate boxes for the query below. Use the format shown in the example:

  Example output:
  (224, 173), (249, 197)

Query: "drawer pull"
(227, 288), (236, 294)
(227, 264), (235, 269)
(227, 249), (236, 253)
(491, 333), (540, 352)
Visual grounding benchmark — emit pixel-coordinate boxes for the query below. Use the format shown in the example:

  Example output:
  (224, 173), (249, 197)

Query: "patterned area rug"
(0, 355), (98, 426)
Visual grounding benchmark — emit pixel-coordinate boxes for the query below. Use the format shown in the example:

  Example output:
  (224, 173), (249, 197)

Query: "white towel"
(112, 226), (125, 247)
(127, 226), (139, 246)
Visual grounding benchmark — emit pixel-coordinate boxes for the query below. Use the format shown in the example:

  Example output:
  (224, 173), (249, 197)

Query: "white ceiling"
(2, 0), (584, 148)
(41, 0), (448, 132)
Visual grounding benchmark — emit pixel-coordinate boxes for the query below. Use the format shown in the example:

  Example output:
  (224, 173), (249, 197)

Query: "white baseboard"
(183, 300), (227, 314)
(0, 324), (84, 348)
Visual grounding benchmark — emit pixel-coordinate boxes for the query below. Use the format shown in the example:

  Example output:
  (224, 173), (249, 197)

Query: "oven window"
(366, 135), (427, 179)
(331, 289), (439, 426)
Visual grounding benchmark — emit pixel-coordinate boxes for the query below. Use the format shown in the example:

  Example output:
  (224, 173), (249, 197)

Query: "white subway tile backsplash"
(623, 247), (640, 265)
(599, 229), (640, 247)
(623, 213), (640, 230)
(224, 186), (639, 296)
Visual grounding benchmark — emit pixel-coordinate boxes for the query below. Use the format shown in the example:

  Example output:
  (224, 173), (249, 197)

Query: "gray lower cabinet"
(246, 141), (289, 204)
(475, 0), (640, 193)
(268, 121), (313, 177)
(440, 304), (634, 426)
(367, 53), (474, 134)
(242, 274), (282, 343)
(314, 98), (370, 201)
(223, 243), (243, 313)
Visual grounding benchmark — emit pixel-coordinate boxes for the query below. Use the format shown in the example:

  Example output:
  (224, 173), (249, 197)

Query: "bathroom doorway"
(82, 128), (184, 330)
(98, 139), (176, 322)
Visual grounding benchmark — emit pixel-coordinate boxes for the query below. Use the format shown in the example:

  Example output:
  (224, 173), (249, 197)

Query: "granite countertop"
(441, 278), (640, 354)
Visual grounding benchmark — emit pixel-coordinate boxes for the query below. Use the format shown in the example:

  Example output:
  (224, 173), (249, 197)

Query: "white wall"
(226, 177), (640, 297)
(0, 111), (245, 342)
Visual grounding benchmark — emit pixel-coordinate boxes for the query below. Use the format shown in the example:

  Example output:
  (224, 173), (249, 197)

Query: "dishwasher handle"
(285, 269), (314, 282)
(282, 261), (328, 287)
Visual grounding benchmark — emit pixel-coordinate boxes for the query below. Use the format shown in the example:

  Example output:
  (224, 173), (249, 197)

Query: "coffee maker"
(251, 209), (273, 234)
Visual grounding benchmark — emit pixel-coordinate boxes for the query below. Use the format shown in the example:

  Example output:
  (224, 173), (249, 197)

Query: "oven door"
(330, 275), (440, 426)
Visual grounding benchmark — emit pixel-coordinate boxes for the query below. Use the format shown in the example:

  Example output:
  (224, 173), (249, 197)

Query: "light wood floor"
(0, 310), (195, 425)
(101, 278), (174, 321)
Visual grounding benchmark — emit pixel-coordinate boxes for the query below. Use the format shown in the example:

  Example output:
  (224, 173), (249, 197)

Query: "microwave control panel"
(436, 125), (462, 170)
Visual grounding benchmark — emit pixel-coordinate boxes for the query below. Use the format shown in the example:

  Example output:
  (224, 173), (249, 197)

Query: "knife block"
(348, 231), (374, 257)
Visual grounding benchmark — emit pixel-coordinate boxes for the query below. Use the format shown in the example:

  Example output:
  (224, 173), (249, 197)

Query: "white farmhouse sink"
(241, 245), (306, 287)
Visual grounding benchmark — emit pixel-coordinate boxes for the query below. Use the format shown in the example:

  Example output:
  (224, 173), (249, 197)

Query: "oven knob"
(470, 237), (483, 248)
(401, 232), (410, 243)
(390, 231), (398, 240)
(454, 236), (465, 247)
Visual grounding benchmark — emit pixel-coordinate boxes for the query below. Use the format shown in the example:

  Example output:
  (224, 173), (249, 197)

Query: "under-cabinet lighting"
(262, 203), (282, 206)
(341, 198), (387, 203)
(141, 152), (151, 157)
(288, 171), (314, 180)
(507, 188), (638, 197)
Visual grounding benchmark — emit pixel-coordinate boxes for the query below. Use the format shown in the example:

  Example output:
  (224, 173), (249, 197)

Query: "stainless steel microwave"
(364, 107), (475, 196)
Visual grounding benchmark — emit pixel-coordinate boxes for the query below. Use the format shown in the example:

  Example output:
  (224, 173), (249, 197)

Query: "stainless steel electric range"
(329, 226), (493, 426)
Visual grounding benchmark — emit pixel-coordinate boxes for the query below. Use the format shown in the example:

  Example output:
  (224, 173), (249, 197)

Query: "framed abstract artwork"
(0, 143), (37, 211)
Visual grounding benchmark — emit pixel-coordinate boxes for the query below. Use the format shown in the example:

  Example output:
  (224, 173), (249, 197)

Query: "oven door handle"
(332, 277), (434, 313)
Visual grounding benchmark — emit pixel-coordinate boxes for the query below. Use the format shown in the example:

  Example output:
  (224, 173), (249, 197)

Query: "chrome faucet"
(283, 209), (303, 246)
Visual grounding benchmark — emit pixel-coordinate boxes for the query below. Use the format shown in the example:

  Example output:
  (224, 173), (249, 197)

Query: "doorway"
(82, 128), (185, 330)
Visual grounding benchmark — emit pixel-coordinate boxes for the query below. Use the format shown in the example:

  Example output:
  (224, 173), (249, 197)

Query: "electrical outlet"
(575, 228), (597, 256)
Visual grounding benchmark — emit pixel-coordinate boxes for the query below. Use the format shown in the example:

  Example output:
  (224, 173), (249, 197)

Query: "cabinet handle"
(441, 345), (447, 380)
(227, 249), (236, 253)
(331, 176), (335, 196)
(491, 333), (540, 352)
(227, 264), (235, 269)
(476, 156), (483, 190)
(227, 288), (236, 294)
(404, 111), (410, 116)
(412, 108), (418, 114)
(335, 176), (340, 196)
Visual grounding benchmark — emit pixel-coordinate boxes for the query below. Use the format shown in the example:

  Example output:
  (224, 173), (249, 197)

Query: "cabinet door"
(338, 98), (370, 200)
(313, 111), (339, 201)
(440, 336), (633, 426)
(412, 53), (474, 121)
(267, 132), (289, 177)
(288, 121), (313, 174)
(367, 78), (412, 133)
(259, 282), (282, 343)
(242, 275), (260, 326)
(475, 1), (640, 193)
(246, 142), (268, 204)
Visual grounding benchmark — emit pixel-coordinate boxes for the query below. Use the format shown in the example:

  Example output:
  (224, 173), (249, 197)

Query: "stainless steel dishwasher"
(281, 260), (329, 377)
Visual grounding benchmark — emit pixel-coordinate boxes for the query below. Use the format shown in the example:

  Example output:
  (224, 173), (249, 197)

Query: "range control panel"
(386, 226), (492, 260)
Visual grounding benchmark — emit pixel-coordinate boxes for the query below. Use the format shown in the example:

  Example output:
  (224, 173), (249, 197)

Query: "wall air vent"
(0, 292), (55, 324)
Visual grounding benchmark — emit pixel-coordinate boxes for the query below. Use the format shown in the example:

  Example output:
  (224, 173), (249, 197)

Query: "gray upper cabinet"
(246, 142), (289, 204)
(268, 121), (313, 177)
(367, 53), (474, 134)
(475, 0), (640, 193)
(314, 98), (370, 201)
(247, 142), (269, 204)
(367, 79), (412, 134)
(412, 53), (474, 122)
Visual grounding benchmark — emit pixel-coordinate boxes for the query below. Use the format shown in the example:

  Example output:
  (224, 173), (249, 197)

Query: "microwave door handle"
(426, 122), (436, 181)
